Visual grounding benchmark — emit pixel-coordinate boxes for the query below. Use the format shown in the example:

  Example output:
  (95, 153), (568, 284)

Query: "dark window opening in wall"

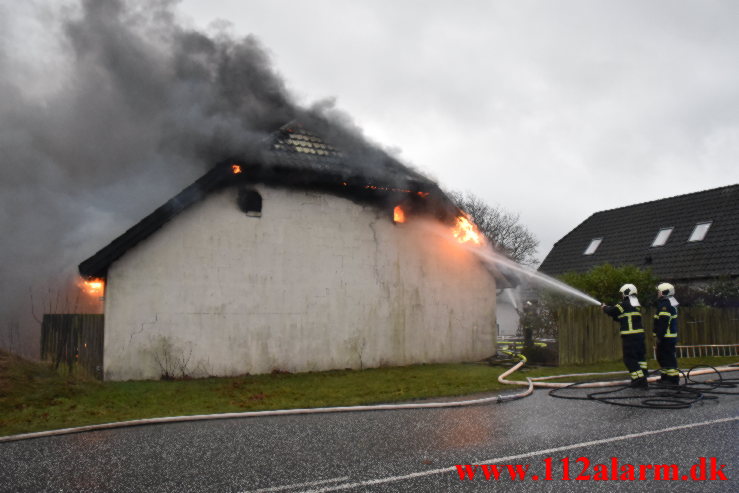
(237, 188), (262, 217)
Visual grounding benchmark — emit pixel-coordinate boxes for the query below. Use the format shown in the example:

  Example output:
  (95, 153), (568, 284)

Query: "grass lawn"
(1, 351), (736, 437)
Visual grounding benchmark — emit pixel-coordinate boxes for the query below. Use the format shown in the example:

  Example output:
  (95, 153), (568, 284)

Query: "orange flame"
(452, 214), (483, 245)
(232, 164), (242, 174)
(82, 278), (105, 296)
(393, 206), (406, 223)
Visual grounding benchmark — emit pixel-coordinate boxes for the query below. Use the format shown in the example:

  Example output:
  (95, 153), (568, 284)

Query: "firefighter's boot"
(630, 377), (648, 390)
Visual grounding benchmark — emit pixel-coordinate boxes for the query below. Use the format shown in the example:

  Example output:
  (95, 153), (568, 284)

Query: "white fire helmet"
(619, 283), (640, 307)
(658, 282), (679, 306)
(619, 284), (637, 296)
(657, 282), (675, 297)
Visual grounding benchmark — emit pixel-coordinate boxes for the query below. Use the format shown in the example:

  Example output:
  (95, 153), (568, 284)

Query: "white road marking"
(243, 476), (350, 493)
(304, 416), (739, 492)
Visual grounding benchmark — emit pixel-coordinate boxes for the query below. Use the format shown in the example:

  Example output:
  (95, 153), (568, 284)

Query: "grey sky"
(1, 1), (738, 356)
(179, 0), (739, 260)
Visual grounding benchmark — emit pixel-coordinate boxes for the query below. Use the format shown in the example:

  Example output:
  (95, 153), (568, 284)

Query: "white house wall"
(103, 186), (496, 380)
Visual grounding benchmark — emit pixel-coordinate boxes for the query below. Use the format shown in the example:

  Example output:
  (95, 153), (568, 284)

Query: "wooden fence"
(557, 307), (739, 366)
(41, 314), (104, 379)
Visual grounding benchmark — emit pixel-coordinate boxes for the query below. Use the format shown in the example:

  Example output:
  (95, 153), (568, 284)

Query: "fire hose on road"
(498, 353), (739, 409)
(2, 356), (738, 443)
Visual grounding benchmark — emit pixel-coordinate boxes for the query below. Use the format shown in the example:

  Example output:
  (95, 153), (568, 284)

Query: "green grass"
(1, 351), (736, 437)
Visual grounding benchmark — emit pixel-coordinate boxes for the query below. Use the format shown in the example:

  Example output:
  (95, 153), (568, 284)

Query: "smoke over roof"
(0, 0), (433, 355)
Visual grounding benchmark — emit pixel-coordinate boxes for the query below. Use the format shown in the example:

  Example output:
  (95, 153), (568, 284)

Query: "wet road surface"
(1, 387), (737, 492)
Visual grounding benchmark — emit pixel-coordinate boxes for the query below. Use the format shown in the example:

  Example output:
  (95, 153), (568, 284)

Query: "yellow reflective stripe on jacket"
(620, 328), (645, 335)
(657, 311), (672, 317)
(665, 314), (678, 337)
(617, 311), (641, 332)
(616, 304), (625, 313)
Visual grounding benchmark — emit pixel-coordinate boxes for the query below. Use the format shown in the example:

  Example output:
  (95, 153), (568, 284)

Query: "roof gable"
(539, 185), (739, 281)
(79, 122), (450, 279)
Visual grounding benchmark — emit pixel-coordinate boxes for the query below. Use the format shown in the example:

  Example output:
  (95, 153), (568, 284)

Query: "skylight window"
(688, 222), (712, 242)
(584, 238), (602, 255)
(651, 227), (673, 247)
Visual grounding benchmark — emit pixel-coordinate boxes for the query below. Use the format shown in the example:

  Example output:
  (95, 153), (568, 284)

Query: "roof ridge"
(539, 183), (739, 279)
(591, 183), (738, 216)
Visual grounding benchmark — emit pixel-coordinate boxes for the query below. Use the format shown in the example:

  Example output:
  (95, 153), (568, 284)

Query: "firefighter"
(601, 284), (648, 389)
(654, 282), (680, 385)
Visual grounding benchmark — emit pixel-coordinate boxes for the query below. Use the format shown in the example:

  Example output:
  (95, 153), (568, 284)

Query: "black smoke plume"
(0, 0), (415, 356)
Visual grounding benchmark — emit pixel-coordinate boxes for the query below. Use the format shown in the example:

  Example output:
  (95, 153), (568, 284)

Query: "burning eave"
(78, 159), (453, 280)
(229, 157), (460, 224)
(78, 119), (463, 280)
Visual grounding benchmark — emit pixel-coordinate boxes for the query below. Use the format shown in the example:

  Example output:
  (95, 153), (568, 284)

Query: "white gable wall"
(103, 186), (496, 380)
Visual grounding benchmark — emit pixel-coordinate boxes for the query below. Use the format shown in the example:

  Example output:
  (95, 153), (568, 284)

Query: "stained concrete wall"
(103, 186), (497, 380)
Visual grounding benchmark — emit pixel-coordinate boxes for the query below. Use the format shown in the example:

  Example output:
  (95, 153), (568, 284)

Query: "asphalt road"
(1, 385), (737, 492)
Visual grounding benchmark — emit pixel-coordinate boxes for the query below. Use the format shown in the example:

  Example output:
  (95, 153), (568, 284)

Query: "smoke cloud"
(0, 0), (406, 356)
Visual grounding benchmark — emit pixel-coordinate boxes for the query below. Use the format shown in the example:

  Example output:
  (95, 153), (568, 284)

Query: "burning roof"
(78, 121), (458, 280)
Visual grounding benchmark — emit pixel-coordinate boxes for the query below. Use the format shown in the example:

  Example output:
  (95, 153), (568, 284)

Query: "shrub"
(675, 277), (739, 307)
(558, 264), (659, 306)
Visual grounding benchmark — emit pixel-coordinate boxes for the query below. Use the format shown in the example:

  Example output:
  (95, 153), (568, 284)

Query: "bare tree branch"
(450, 191), (539, 265)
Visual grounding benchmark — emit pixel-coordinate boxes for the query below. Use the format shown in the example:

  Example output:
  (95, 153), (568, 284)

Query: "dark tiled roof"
(539, 185), (739, 281)
(79, 122), (450, 279)
(260, 122), (431, 188)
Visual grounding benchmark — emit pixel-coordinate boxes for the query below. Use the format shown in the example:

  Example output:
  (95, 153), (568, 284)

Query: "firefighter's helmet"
(657, 282), (675, 297)
(619, 284), (637, 296)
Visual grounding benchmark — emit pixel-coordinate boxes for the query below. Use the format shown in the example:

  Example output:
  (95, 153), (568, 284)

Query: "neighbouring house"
(539, 184), (739, 284)
(78, 122), (498, 381)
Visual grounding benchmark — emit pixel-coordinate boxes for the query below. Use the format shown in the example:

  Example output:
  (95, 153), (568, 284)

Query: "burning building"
(78, 122), (497, 380)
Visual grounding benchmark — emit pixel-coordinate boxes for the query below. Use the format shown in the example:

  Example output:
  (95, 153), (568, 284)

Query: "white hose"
(0, 367), (533, 443)
(3, 361), (735, 443)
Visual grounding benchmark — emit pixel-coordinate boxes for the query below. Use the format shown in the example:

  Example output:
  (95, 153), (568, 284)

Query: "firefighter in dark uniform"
(654, 282), (680, 385)
(601, 284), (648, 389)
